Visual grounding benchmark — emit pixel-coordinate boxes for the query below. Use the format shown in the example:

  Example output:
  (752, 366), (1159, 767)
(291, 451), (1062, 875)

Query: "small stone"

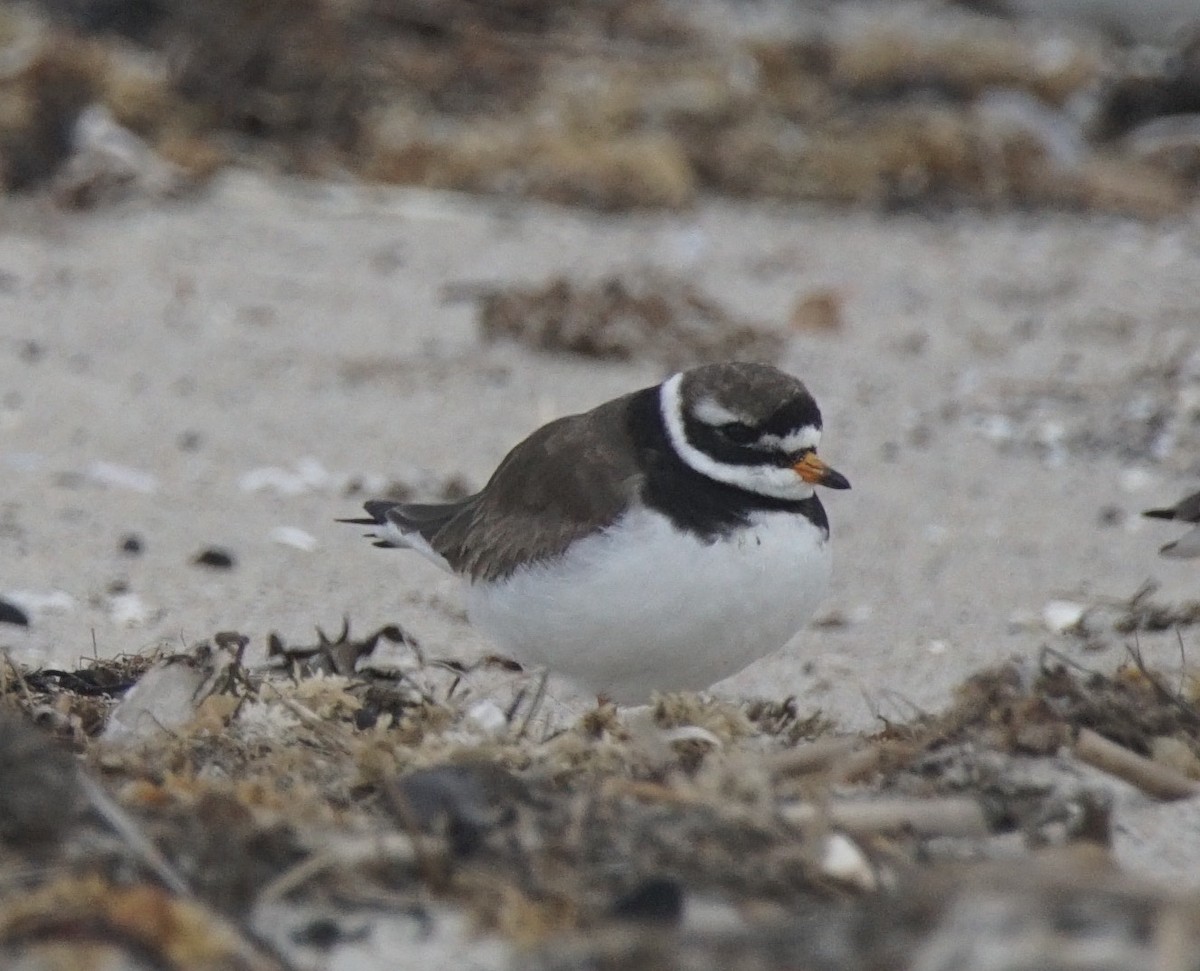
(177, 430), (203, 451)
(120, 533), (144, 554)
(0, 598), (30, 627)
(192, 547), (235, 569)
(0, 710), (83, 847)
(612, 877), (684, 924)
(392, 763), (526, 858)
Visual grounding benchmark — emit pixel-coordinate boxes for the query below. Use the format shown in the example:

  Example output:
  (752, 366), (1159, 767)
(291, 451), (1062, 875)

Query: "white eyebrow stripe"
(691, 396), (745, 427)
(758, 427), (821, 453)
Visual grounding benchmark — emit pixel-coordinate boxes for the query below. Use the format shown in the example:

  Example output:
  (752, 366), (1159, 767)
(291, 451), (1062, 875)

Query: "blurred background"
(3, 0), (1200, 214)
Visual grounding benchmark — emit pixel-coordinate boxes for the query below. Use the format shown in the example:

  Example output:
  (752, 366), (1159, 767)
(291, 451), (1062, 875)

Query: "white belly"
(465, 507), (831, 702)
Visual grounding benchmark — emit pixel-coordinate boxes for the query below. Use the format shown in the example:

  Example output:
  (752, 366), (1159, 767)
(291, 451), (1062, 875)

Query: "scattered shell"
(269, 526), (319, 552)
(1043, 600), (1086, 634)
(464, 700), (510, 737)
(52, 104), (189, 208)
(102, 639), (244, 744)
(240, 457), (345, 496)
(84, 460), (158, 494)
(820, 832), (876, 891)
(108, 592), (153, 627)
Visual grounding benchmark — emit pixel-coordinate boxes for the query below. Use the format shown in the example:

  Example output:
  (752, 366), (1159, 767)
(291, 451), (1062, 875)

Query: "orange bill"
(793, 452), (850, 490)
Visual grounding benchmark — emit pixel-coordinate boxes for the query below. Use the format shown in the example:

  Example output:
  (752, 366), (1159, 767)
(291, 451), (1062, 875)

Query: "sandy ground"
(3, 170), (1200, 882)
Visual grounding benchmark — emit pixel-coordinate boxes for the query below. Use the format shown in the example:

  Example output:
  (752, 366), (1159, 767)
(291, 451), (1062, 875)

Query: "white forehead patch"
(691, 395), (746, 427)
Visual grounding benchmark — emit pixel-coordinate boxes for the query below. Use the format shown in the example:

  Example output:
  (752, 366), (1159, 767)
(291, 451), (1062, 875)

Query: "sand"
(3, 170), (1200, 885)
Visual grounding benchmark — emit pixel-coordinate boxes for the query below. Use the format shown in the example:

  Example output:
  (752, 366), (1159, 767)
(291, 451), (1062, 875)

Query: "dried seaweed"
(4, 0), (1200, 213)
(2, 626), (1200, 967)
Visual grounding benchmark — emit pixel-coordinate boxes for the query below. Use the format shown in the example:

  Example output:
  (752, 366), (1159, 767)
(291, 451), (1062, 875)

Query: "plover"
(1144, 491), (1200, 558)
(343, 362), (849, 702)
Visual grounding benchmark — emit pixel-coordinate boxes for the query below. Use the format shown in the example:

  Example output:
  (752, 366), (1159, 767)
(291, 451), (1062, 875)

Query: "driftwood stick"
(1075, 728), (1198, 801)
(781, 796), (988, 837)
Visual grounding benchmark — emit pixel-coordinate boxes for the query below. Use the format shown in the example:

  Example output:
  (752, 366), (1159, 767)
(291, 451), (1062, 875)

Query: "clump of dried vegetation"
(3, 618), (1200, 968)
(2, 0), (1200, 214)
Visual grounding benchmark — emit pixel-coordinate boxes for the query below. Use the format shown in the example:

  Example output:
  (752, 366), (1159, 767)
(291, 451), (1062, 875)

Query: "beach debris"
(789, 288), (846, 334)
(0, 626), (1197, 967)
(102, 634), (247, 743)
(471, 271), (784, 367)
(107, 591), (155, 627)
(0, 599), (29, 627)
(1074, 727), (1198, 801)
(239, 456), (345, 496)
(83, 459), (159, 493)
(52, 103), (189, 208)
(1043, 599), (1086, 634)
(2, 0), (1200, 214)
(192, 546), (235, 569)
(0, 709), (83, 847)
(268, 525), (318, 552)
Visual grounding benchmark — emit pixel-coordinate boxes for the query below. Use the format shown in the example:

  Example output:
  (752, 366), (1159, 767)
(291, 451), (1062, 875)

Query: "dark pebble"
(290, 917), (371, 950)
(0, 599), (29, 627)
(120, 533), (144, 554)
(611, 877), (684, 924)
(177, 430), (203, 451)
(391, 763), (526, 858)
(0, 710), (83, 846)
(192, 547), (236, 569)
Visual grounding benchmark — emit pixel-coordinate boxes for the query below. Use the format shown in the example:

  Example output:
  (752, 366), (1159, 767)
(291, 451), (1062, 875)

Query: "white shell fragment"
(269, 526), (320, 552)
(1042, 600), (1086, 634)
(85, 461), (159, 494)
(821, 832), (876, 891)
(103, 641), (242, 744)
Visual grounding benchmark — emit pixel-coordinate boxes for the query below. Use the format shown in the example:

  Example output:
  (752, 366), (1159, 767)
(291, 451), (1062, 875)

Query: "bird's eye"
(720, 422), (758, 446)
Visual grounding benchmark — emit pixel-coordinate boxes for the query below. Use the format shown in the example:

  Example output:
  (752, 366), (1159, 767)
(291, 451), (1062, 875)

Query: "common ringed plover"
(343, 362), (850, 702)
(1144, 490), (1200, 558)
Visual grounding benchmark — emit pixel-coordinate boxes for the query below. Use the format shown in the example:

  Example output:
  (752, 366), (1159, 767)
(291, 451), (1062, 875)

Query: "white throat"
(658, 373), (817, 501)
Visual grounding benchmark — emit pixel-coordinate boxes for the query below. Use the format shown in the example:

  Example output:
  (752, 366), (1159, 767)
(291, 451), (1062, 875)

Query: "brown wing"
(430, 393), (645, 581)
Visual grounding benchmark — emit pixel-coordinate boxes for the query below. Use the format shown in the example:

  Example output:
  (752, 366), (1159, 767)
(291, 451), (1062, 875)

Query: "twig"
(256, 834), (417, 904)
(78, 774), (191, 897)
(259, 682), (354, 754)
(1074, 728), (1198, 801)
(780, 796), (988, 837)
(515, 669), (550, 741)
(766, 737), (859, 777)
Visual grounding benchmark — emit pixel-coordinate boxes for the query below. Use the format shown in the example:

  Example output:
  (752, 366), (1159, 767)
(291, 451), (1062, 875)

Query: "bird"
(342, 362), (850, 703)
(1144, 490), (1200, 558)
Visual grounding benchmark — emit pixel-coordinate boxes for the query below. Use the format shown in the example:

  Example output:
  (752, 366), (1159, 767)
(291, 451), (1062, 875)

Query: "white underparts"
(466, 505), (832, 702)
